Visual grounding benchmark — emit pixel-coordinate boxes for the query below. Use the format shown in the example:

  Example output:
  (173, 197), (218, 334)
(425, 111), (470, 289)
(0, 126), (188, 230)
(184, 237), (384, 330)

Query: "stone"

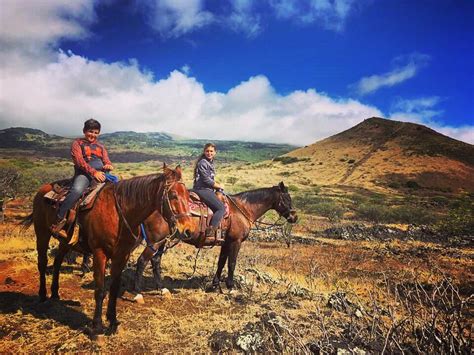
(133, 293), (144, 304)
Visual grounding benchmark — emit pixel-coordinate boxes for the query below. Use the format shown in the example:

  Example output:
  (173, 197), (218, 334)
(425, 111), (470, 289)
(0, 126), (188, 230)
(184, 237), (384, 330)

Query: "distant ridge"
(0, 127), (294, 163)
(286, 117), (474, 192)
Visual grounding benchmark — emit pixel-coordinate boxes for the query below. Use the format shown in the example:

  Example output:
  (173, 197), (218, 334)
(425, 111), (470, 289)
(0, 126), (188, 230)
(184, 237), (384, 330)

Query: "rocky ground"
(0, 220), (472, 353)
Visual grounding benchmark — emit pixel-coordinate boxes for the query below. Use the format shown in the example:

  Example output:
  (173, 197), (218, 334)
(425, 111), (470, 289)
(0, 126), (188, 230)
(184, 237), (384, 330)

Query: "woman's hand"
(94, 171), (106, 182)
(213, 182), (224, 190)
(103, 164), (114, 171)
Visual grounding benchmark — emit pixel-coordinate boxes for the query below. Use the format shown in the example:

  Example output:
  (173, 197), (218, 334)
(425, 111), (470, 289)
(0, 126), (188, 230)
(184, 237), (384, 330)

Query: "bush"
(313, 201), (345, 222)
(273, 156), (299, 165)
(436, 195), (474, 236)
(405, 180), (420, 189)
(226, 176), (238, 185)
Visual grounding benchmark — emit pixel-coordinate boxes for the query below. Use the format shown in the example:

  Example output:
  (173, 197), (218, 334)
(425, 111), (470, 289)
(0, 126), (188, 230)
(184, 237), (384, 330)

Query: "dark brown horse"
(21, 165), (194, 334)
(133, 182), (297, 293)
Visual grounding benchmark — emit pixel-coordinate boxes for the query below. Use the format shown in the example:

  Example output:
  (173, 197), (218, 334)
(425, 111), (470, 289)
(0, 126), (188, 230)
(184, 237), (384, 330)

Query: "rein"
(113, 179), (187, 243)
(224, 193), (254, 224)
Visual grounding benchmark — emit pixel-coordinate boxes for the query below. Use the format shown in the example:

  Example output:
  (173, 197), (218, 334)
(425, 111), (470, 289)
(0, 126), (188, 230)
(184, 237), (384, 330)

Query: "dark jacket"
(193, 158), (215, 190)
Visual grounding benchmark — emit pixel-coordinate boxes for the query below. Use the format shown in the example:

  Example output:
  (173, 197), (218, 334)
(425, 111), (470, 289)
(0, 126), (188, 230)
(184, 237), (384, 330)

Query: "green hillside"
(0, 127), (296, 163)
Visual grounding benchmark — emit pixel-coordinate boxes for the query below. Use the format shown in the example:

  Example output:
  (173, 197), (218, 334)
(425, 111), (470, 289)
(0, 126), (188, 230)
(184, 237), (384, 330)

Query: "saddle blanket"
(43, 182), (106, 211)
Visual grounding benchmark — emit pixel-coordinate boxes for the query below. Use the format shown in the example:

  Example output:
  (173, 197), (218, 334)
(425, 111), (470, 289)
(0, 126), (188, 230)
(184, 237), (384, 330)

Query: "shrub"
(436, 196), (474, 236)
(405, 180), (420, 189)
(226, 176), (238, 185)
(313, 201), (345, 222)
(273, 156), (299, 164)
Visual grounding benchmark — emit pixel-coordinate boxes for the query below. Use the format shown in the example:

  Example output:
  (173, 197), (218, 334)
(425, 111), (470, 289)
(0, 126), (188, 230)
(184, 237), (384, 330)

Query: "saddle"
(44, 179), (107, 244)
(188, 191), (230, 247)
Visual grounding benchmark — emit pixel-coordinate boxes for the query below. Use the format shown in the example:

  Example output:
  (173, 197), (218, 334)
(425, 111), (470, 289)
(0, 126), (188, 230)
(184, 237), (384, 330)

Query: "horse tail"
(19, 212), (34, 231)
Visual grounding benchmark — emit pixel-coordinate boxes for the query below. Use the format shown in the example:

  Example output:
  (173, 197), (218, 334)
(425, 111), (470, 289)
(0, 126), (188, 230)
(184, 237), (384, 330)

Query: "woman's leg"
(196, 189), (225, 228)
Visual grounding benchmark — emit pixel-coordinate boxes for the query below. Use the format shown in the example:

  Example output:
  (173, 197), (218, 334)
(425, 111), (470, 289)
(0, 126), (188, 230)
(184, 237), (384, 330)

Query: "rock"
(355, 309), (363, 318)
(287, 284), (311, 298)
(4, 277), (15, 285)
(236, 332), (263, 352)
(161, 288), (172, 298)
(208, 331), (234, 352)
(133, 293), (144, 304)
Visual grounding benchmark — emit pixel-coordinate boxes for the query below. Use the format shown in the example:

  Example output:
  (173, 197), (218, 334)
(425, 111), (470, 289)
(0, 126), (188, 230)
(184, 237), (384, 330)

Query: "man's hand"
(94, 171), (106, 182)
(103, 164), (114, 171)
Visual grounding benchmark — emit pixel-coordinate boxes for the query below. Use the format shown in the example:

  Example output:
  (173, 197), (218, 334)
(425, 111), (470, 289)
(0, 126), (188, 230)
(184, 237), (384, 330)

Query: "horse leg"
(133, 249), (149, 293)
(81, 252), (92, 275)
(91, 249), (107, 334)
(211, 241), (230, 291)
(51, 242), (70, 299)
(36, 228), (52, 302)
(226, 240), (242, 290)
(150, 244), (165, 289)
(106, 251), (129, 333)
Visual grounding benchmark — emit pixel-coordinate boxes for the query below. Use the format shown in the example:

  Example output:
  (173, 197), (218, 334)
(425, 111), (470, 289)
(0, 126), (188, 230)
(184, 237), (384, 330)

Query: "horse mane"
(232, 186), (277, 204)
(114, 173), (165, 207)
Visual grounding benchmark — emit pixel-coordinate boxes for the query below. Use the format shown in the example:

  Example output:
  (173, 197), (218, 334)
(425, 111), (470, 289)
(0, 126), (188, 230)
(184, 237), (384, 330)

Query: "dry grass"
(0, 216), (472, 352)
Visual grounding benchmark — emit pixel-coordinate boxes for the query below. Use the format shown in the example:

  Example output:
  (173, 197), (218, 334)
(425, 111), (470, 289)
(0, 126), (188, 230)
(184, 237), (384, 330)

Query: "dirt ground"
(0, 220), (472, 353)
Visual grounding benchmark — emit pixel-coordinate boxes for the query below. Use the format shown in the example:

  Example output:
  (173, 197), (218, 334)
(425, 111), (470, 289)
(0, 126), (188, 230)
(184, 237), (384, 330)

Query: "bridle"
(113, 179), (190, 242)
(274, 190), (296, 221)
(160, 181), (191, 228)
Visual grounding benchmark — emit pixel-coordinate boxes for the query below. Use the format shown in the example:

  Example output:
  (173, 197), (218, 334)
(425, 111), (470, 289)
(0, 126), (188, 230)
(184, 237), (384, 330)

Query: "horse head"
(275, 181), (298, 223)
(161, 164), (194, 238)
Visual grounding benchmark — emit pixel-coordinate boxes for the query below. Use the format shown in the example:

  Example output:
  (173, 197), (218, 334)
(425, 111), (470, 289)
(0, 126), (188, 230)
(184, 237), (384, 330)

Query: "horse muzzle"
(286, 210), (298, 223)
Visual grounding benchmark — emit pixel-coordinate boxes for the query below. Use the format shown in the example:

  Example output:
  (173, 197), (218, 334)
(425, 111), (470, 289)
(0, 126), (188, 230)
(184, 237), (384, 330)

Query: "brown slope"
(286, 117), (474, 192)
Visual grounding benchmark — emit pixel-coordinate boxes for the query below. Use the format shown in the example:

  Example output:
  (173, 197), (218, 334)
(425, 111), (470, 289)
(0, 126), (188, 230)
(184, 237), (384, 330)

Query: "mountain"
(0, 127), (68, 149)
(284, 117), (474, 192)
(0, 127), (295, 163)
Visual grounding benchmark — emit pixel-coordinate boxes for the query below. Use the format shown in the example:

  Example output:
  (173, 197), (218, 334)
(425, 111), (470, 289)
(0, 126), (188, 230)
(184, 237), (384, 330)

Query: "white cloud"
(388, 97), (474, 144)
(0, 1), (471, 146)
(0, 50), (382, 145)
(270, 0), (357, 31)
(138, 0), (213, 38)
(135, 0), (357, 38)
(352, 54), (430, 96)
(0, 0), (95, 47)
(226, 0), (262, 38)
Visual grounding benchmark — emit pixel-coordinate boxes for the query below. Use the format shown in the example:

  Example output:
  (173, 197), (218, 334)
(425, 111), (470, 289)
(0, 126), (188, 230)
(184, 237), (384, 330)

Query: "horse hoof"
(205, 284), (218, 293)
(108, 321), (120, 334)
(50, 293), (60, 300)
(39, 295), (48, 303)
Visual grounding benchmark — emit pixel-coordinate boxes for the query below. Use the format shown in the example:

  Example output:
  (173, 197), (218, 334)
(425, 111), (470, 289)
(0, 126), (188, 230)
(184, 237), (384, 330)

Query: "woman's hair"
(83, 118), (101, 132)
(193, 143), (216, 179)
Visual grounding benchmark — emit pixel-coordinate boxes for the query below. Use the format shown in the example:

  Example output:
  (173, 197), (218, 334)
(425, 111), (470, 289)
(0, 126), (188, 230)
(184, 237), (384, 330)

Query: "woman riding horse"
(134, 182), (298, 293)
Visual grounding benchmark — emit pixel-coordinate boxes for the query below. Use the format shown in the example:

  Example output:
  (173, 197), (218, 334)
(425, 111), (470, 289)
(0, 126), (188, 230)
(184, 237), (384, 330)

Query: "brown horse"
(133, 182), (298, 293)
(21, 165), (194, 334)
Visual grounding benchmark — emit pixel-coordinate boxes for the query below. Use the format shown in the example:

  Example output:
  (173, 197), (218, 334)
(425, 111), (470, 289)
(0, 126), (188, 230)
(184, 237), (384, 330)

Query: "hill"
(284, 117), (474, 192)
(0, 128), (295, 163)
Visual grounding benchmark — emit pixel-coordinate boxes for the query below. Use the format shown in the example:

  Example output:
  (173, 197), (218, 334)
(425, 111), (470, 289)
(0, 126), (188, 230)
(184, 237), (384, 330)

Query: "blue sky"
(0, 0), (473, 144)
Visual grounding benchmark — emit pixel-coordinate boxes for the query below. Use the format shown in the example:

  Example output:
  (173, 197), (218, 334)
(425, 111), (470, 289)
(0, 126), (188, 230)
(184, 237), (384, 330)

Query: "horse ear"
(162, 162), (168, 171)
(279, 181), (287, 192)
(175, 165), (182, 179)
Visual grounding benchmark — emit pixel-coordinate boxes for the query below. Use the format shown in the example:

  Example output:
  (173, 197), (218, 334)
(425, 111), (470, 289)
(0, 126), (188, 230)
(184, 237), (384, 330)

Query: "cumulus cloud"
(0, 50), (382, 144)
(0, 1), (471, 146)
(352, 54), (430, 96)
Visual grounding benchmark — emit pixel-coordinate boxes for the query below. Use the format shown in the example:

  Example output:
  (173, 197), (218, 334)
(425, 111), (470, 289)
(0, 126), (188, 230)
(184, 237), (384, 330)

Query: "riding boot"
(50, 217), (67, 238)
(205, 226), (224, 242)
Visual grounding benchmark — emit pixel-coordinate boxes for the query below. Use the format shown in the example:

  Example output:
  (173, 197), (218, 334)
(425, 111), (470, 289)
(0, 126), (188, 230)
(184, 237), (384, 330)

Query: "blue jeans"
(57, 174), (92, 219)
(195, 189), (225, 228)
